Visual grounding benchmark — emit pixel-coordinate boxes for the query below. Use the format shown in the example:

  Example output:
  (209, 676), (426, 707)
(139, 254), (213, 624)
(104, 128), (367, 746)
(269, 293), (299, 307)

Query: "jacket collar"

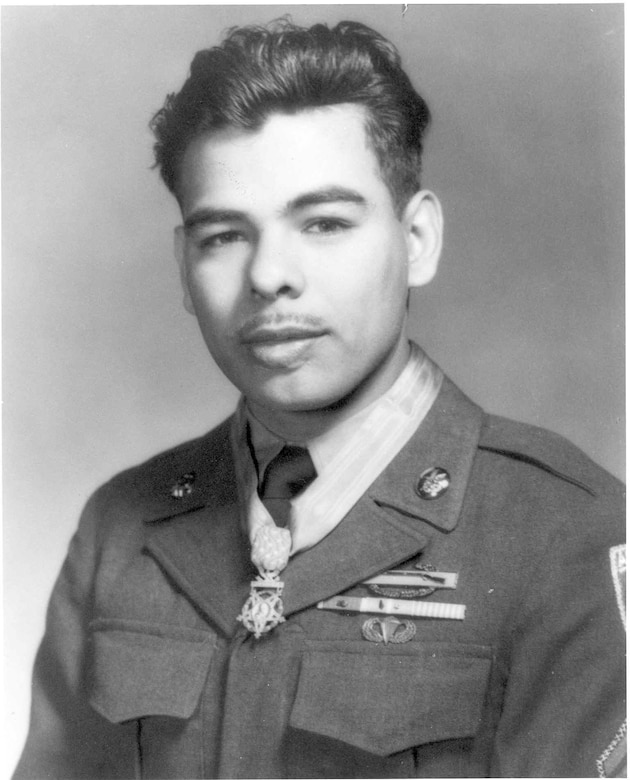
(134, 419), (235, 525)
(142, 376), (484, 635)
(368, 375), (484, 532)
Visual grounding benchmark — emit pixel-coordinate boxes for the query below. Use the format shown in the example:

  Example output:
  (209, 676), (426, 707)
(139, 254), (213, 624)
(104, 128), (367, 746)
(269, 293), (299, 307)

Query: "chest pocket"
(290, 640), (492, 757)
(88, 617), (216, 723)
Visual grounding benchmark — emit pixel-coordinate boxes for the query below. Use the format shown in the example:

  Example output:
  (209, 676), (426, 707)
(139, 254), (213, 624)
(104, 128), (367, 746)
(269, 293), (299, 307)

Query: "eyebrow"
(283, 187), (368, 214)
(183, 187), (368, 231)
(183, 209), (245, 231)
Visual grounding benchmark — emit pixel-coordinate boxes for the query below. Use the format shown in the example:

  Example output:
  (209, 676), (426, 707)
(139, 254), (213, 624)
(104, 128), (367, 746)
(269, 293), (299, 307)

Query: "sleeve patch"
(597, 721), (627, 778)
(610, 544), (626, 631)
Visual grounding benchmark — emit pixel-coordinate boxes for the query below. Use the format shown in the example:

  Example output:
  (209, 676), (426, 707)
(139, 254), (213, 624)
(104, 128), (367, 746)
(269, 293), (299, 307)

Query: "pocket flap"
(290, 642), (491, 756)
(89, 619), (215, 723)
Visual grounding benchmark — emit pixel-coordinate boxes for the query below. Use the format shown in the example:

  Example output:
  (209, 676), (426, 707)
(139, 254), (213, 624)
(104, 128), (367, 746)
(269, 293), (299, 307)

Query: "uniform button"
(416, 467), (450, 499)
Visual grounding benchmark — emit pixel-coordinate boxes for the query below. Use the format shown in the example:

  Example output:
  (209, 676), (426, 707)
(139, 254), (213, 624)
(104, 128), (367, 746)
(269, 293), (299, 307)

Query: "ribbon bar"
(317, 595), (465, 621)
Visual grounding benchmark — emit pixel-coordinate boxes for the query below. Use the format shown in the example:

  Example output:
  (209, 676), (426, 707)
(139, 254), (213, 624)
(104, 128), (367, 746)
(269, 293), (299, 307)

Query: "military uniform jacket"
(15, 377), (625, 778)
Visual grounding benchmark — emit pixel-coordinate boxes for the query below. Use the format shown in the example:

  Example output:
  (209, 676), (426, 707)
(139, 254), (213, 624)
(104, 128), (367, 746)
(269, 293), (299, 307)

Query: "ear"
(174, 226), (196, 315)
(402, 190), (443, 288)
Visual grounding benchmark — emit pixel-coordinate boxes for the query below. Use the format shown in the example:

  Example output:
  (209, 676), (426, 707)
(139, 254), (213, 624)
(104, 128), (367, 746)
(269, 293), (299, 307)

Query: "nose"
(248, 231), (305, 300)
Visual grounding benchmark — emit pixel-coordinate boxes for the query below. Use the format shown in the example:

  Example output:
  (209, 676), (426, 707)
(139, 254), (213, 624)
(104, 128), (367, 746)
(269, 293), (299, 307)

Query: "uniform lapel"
(142, 419), (255, 637)
(369, 376), (484, 532)
(282, 494), (431, 615)
(283, 377), (484, 615)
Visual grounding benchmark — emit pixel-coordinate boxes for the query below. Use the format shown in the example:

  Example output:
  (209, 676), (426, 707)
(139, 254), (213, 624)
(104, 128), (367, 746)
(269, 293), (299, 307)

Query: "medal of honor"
(237, 525), (291, 637)
(237, 572), (286, 638)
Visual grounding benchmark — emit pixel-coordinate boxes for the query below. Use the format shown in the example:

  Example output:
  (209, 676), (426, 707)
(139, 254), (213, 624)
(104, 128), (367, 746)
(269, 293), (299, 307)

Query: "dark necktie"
(258, 445), (317, 527)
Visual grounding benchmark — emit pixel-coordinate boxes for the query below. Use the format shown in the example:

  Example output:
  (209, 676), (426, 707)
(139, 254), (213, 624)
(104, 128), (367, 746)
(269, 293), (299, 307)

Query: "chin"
(256, 393), (333, 415)
(254, 379), (362, 416)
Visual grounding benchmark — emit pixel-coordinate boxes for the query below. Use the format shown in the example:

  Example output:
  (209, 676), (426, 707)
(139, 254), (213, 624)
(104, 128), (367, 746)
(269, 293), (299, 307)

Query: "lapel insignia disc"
(416, 467), (450, 499)
(362, 616), (416, 644)
(170, 472), (196, 499)
(237, 574), (286, 638)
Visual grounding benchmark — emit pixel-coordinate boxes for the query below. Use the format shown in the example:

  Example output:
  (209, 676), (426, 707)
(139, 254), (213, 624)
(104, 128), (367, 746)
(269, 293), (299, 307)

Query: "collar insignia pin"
(416, 467), (450, 499)
(170, 472), (195, 499)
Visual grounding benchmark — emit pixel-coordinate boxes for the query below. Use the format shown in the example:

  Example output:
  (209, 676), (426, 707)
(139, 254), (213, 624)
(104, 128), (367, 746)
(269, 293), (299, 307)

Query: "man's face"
(176, 105), (439, 420)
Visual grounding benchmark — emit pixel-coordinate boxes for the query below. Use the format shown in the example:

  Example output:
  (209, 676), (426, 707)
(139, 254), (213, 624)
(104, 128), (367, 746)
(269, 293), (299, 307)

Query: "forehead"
(176, 105), (391, 217)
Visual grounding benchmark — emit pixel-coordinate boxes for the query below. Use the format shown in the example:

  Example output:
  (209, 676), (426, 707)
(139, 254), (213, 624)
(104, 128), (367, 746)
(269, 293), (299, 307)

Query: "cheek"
(187, 264), (240, 327)
(341, 243), (409, 314)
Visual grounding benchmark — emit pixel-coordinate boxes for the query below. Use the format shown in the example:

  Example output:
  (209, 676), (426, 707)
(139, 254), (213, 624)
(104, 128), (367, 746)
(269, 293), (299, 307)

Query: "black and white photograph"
(4, 4), (625, 778)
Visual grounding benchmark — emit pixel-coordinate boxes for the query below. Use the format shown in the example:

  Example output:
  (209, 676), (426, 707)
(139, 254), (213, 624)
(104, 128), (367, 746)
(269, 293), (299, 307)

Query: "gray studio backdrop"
(3, 4), (624, 773)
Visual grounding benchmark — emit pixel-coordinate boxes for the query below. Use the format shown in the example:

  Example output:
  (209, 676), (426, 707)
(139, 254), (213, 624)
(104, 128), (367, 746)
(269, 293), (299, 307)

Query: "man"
(14, 19), (625, 779)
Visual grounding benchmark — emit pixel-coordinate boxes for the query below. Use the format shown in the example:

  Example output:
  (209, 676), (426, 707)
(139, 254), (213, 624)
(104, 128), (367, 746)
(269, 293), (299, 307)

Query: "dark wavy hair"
(150, 19), (430, 213)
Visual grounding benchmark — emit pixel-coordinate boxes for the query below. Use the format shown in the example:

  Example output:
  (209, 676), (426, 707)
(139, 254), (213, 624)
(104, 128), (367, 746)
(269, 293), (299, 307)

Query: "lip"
(238, 323), (326, 369)
(239, 325), (326, 345)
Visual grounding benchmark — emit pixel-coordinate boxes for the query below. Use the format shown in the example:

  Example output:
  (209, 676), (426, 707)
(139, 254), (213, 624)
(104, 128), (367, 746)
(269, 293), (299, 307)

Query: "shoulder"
(124, 415), (231, 483)
(476, 413), (624, 521)
(108, 415), (232, 489)
(84, 415), (235, 532)
(463, 414), (625, 617)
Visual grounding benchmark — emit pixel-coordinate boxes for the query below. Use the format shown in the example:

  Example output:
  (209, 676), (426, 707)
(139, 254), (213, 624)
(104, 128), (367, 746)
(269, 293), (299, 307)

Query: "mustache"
(237, 313), (326, 340)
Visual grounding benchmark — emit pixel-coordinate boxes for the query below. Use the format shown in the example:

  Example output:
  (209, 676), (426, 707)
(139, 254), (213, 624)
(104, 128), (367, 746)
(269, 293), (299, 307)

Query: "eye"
(197, 230), (245, 250)
(304, 218), (351, 235)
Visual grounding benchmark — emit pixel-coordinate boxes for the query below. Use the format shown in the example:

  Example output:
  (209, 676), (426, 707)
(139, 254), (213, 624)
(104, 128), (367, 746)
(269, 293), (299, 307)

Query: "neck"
(247, 340), (413, 442)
